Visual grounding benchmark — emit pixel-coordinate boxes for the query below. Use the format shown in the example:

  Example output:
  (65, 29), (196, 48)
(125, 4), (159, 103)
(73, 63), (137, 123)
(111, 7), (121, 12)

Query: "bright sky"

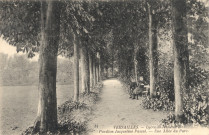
(0, 37), (16, 56)
(0, 37), (39, 61)
(0, 37), (69, 62)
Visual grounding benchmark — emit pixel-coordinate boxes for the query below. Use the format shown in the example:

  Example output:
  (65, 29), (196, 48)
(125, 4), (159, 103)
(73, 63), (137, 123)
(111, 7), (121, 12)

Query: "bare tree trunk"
(118, 52), (121, 73)
(95, 64), (98, 82)
(95, 52), (99, 82)
(134, 47), (138, 83)
(89, 53), (93, 89)
(101, 65), (104, 80)
(93, 55), (97, 85)
(148, 3), (158, 98)
(85, 48), (90, 93)
(80, 46), (90, 94)
(73, 34), (79, 102)
(172, 0), (189, 121)
(96, 63), (99, 82)
(35, 1), (60, 133)
(106, 67), (108, 78)
(92, 55), (96, 86)
(112, 60), (114, 77)
(98, 53), (101, 81)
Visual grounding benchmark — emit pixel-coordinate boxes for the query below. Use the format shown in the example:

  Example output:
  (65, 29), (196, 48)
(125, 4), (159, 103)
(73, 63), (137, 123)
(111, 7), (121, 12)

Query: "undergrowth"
(22, 82), (103, 135)
(118, 64), (209, 128)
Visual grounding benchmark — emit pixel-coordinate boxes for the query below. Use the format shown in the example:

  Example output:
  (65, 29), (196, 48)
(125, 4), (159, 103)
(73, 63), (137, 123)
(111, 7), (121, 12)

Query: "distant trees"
(0, 53), (38, 85)
(0, 53), (73, 86)
(57, 59), (73, 85)
(0, 53), (8, 71)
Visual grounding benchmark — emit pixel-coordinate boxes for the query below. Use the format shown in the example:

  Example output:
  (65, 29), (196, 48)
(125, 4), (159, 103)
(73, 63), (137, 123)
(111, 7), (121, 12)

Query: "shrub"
(183, 83), (209, 126)
(161, 83), (209, 127)
(161, 113), (185, 128)
(142, 91), (175, 111)
(23, 83), (103, 135)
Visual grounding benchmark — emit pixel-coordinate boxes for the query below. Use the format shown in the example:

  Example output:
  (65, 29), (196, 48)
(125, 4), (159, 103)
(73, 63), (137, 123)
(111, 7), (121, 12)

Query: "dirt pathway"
(86, 78), (168, 135)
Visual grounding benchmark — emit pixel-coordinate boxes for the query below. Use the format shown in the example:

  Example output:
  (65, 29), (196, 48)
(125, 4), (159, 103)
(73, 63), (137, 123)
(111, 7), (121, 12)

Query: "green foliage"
(183, 84), (209, 126)
(142, 94), (175, 111)
(0, 0), (209, 129)
(0, 1), (41, 58)
(136, 47), (150, 83)
(0, 53), (38, 85)
(157, 51), (174, 100)
(161, 73), (209, 127)
(161, 86), (209, 127)
(189, 61), (209, 87)
(161, 113), (185, 128)
(0, 1), (107, 59)
(187, 0), (209, 69)
(23, 82), (103, 135)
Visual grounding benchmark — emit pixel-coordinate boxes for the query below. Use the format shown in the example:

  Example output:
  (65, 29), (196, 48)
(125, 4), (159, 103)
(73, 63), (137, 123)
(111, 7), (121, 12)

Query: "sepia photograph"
(0, 0), (209, 135)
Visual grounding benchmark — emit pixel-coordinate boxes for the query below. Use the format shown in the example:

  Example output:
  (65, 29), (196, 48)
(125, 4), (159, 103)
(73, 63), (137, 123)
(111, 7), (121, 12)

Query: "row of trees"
(0, 0), (112, 132)
(108, 0), (208, 122)
(0, 0), (208, 133)
(34, 1), (105, 131)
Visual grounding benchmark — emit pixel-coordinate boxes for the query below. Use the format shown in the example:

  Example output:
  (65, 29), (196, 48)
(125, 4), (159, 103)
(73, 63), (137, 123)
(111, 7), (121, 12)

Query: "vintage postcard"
(0, 0), (209, 135)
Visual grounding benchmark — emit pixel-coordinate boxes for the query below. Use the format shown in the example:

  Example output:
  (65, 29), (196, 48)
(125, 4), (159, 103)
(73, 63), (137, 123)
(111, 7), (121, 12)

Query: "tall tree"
(93, 55), (97, 85)
(96, 52), (99, 82)
(171, 0), (189, 121)
(133, 44), (139, 83)
(89, 52), (94, 89)
(35, 1), (61, 132)
(147, 2), (158, 97)
(98, 52), (101, 81)
(73, 33), (79, 102)
(80, 45), (90, 94)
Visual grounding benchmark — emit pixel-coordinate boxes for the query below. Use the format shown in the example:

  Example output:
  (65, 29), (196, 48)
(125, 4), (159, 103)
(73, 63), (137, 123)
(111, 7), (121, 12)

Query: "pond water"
(0, 85), (74, 135)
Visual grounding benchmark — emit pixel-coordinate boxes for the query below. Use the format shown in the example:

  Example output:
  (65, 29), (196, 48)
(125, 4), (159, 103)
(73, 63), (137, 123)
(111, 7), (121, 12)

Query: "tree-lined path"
(86, 79), (167, 135)
(0, 0), (208, 134)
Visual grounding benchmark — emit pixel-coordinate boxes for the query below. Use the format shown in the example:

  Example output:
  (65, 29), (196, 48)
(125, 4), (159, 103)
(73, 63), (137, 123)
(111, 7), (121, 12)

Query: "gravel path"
(86, 78), (168, 135)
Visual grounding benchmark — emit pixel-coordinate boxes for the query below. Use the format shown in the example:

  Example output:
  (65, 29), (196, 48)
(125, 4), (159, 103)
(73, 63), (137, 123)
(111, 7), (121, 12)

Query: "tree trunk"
(92, 55), (96, 86)
(80, 46), (90, 94)
(112, 60), (114, 77)
(96, 63), (99, 83)
(134, 48), (138, 84)
(118, 52), (121, 73)
(148, 3), (158, 98)
(73, 33), (79, 102)
(106, 67), (108, 78)
(93, 55), (97, 85)
(101, 65), (104, 80)
(95, 52), (99, 82)
(98, 53), (101, 81)
(171, 0), (189, 121)
(89, 53), (94, 89)
(95, 64), (98, 82)
(35, 1), (60, 133)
